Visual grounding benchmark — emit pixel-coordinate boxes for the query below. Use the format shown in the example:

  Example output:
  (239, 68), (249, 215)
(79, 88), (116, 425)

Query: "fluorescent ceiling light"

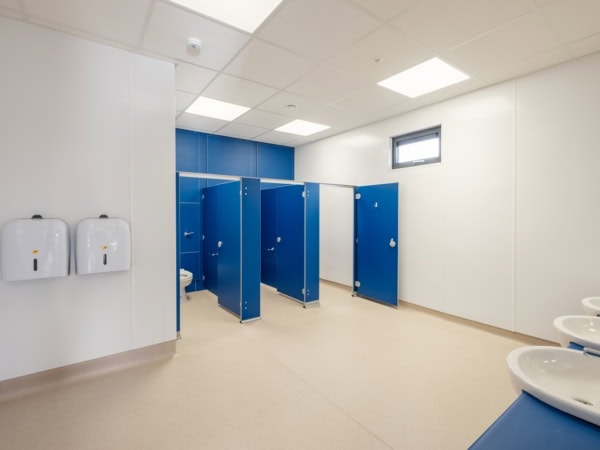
(170, 0), (282, 33)
(378, 58), (469, 98)
(276, 120), (330, 136)
(186, 96), (249, 121)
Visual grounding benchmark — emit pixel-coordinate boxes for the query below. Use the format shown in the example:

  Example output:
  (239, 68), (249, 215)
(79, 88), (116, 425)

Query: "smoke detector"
(186, 37), (202, 52)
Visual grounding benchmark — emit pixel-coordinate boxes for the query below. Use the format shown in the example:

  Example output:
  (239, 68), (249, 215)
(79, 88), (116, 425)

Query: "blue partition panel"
(207, 135), (256, 177)
(176, 129), (206, 173)
(176, 173), (181, 333)
(304, 183), (320, 303)
(202, 184), (219, 295)
(216, 181), (242, 316)
(257, 143), (294, 180)
(276, 185), (305, 301)
(241, 178), (261, 321)
(354, 183), (399, 306)
(261, 188), (277, 288)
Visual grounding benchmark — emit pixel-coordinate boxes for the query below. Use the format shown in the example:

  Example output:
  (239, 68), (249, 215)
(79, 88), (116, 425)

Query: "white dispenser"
(1, 215), (70, 281)
(75, 215), (131, 275)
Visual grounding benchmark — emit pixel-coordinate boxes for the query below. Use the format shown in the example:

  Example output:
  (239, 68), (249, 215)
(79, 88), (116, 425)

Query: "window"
(391, 125), (441, 169)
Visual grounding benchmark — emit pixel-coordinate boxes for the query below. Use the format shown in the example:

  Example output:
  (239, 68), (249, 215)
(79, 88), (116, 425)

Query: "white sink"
(582, 297), (600, 316)
(507, 346), (600, 426)
(553, 315), (600, 350)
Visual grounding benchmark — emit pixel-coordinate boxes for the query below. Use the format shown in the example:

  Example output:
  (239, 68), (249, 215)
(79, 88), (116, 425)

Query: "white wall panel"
(297, 84), (516, 333)
(515, 53), (600, 340)
(320, 185), (354, 286)
(0, 18), (175, 381)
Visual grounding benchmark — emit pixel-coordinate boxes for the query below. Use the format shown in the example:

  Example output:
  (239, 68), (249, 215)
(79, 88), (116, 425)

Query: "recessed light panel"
(186, 96), (249, 121)
(170, 0), (282, 33)
(378, 58), (469, 98)
(275, 120), (330, 137)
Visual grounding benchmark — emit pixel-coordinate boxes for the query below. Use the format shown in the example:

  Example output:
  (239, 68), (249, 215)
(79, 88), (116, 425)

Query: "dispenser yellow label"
(101, 245), (108, 250)
(32, 249), (39, 255)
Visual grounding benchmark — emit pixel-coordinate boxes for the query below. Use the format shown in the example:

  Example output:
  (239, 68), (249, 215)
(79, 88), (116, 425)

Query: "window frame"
(391, 125), (441, 169)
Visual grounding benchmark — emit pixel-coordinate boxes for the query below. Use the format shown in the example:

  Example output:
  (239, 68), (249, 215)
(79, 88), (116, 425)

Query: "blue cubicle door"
(276, 185), (305, 302)
(215, 181), (242, 317)
(240, 178), (261, 321)
(304, 183), (320, 304)
(202, 184), (219, 296)
(260, 188), (277, 288)
(354, 183), (399, 306)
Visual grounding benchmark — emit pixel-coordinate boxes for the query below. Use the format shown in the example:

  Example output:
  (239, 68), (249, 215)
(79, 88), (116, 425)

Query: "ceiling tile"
(252, 130), (297, 146)
(143, 1), (250, 70)
(217, 122), (269, 140)
(326, 24), (432, 83)
(256, 91), (326, 118)
(334, 85), (408, 113)
(286, 65), (366, 104)
(175, 62), (217, 94)
(392, 0), (533, 53)
(202, 74), (278, 107)
(442, 11), (564, 83)
(348, 0), (419, 21)
(23, 0), (152, 47)
(300, 105), (364, 128)
(258, 0), (381, 61)
(235, 109), (291, 129)
(568, 32), (600, 58)
(225, 38), (316, 89)
(0, 0), (21, 18)
(175, 90), (196, 113)
(176, 112), (228, 133)
(540, 0), (600, 43)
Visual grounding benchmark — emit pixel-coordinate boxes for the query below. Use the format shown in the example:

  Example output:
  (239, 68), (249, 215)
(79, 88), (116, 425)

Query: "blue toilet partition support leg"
(240, 178), (261, 322)
(304, 183), (320, 305)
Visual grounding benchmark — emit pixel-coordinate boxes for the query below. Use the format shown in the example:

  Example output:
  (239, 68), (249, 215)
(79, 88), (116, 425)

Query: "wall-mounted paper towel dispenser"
(0, 215), (70, 281)
(75, 215), (131, 275)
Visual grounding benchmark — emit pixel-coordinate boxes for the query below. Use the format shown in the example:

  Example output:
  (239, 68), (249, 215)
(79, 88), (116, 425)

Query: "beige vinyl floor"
(0, 281), (551, 450)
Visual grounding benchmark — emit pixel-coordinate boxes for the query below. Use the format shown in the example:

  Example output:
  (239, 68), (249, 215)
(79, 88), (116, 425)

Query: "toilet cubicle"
(176, 172), (319, 332)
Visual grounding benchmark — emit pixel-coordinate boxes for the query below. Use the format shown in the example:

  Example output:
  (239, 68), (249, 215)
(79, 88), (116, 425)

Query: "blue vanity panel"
(470, 392), (600, 449)
(176, 129), (207, 173)
(257, 143), (294, 180)
(207, 135), (256, 177)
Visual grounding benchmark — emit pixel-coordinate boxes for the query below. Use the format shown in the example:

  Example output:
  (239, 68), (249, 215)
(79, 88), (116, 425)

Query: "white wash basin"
(507, 346), (600, 426)
(554, 315), (600, 350)
(582, 297), (600, 316)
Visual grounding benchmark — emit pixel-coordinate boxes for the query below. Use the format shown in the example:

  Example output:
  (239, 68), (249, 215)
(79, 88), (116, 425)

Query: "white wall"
(319, 185), (354, 286)
(296, 52), (600, 341)
(0, 18), (176, 381)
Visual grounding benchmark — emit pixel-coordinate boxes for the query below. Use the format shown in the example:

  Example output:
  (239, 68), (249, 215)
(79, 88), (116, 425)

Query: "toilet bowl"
(180, 269), (193, 302)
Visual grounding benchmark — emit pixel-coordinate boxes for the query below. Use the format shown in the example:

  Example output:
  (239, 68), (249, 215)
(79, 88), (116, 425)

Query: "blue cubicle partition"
(201, 178), (260, 322)
(354, 183), (399, 306)
(260, 182), (319, 306)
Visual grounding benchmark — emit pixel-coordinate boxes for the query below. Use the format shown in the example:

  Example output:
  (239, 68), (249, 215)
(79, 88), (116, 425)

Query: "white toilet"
(179, 269), (193, 302)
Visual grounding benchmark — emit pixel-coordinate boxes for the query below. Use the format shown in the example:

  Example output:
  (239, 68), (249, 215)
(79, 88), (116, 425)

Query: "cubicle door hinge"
(301, 288), (305, 295)
(302, 190), (306, 198)
(355, 193), (361, 200)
